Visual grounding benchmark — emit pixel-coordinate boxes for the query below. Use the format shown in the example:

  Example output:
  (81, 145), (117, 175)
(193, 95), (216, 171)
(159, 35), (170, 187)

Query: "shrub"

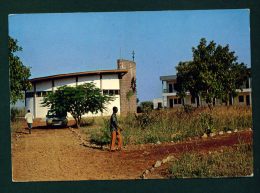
(11, 121), (22, 133)
(144, 134), (159, 143)
(80, 118), (95, 127)
(90, 119), (111, 145)
(170, 143), (253, 178)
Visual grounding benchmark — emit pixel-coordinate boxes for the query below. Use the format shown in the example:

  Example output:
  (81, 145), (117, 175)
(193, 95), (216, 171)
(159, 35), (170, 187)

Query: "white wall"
(78, 75), (100, 88)
(26, 98), (34, 116)
(36, 97), (49, 117)
(54, 77), (76, 89)
(36, 80), (52, 91)
(102, 74), (120, 89)
(81, 96), (121, 117)
(27, 74), (122, 118)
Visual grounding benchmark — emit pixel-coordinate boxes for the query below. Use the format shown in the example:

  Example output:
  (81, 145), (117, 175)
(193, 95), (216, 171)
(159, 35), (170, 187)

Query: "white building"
(158, 75), (252, 108)
(153, 98), (167, 109)
(26, 59), (137, 118)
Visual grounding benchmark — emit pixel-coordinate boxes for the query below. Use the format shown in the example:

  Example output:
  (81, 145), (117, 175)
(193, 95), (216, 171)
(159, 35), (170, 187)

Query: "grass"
(82, 105), (252, 146)
(80, 105), (253, 178)
(169, 142), (253, 178)
(11, 119), (22, 133)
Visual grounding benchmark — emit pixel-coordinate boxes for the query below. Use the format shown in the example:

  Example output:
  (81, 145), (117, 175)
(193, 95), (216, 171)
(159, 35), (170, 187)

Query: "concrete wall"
(117, 59), (137, 114)
(102, 74), (120, 89)
(54, 77), (76, 89)
(36, 80), (52, 91)
(78, 75), (100, 87)
(26, 72), (124, 118)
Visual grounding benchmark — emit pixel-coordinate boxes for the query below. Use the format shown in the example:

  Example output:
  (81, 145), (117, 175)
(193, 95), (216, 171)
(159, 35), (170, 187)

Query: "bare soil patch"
(12, 119), (252, 181)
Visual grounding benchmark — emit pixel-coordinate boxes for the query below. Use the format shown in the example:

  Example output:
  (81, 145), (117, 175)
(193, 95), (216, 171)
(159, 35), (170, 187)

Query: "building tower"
(117, 59), (137, 114)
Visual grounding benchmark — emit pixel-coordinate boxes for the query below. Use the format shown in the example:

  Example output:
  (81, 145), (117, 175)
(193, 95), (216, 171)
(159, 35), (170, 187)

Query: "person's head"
(113, 107), (118, 114)
(27, 110), (30, 113)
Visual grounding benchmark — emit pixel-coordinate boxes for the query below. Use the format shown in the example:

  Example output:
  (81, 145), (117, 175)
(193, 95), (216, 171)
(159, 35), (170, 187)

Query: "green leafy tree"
(175, 38), (249, 110)
(9, 36), (32, 105)
(41, 82), (114, 127)
(140, 101), (153, 113)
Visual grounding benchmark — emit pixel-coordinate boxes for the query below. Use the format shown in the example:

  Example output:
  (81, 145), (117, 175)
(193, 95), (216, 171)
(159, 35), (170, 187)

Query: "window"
(25, 92), (34, 98)
(239, 96), (244, 102)
(103, 90), (120, 95)
(109, 90), (114, 95)
(174, 98), (182, 105)
(169, 84), (173, 93)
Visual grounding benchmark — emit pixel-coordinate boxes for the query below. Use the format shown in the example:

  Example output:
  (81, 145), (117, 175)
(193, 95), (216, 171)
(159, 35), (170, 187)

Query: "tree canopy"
(175, 38), (249, 109)
(9, 36), (32, 105)
(41, 82), (115, 127)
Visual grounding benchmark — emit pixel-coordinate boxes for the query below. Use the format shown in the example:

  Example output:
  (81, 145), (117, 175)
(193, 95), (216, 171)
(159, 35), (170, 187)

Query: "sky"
(9, 9), (251, 106)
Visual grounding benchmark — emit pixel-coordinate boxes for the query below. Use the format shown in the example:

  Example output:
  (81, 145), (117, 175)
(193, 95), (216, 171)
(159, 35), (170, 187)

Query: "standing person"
(110, 107), (123, 152)
(25, 110), (34, 134)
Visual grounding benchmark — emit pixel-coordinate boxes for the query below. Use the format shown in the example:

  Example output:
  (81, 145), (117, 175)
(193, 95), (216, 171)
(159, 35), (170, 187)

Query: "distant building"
(158, 75), (252, 108)
(26, 59), (137, 118)
(153, 98), (167, 109)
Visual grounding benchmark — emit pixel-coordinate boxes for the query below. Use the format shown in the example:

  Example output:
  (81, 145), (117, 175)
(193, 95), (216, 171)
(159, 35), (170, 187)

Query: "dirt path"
(12, 120), (253, 181)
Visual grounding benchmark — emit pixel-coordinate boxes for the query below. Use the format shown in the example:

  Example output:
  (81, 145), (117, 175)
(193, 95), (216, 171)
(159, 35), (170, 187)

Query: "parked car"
(46, 109), (68, 128)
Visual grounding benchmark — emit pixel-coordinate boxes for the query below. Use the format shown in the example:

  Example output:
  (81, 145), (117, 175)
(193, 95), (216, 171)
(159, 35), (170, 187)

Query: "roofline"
(29, 69), (128, 83)
(160, 75), (177, 81)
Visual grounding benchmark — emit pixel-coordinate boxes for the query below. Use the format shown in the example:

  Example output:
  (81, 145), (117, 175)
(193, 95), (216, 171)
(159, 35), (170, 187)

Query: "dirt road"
(11, 120), (253, 181)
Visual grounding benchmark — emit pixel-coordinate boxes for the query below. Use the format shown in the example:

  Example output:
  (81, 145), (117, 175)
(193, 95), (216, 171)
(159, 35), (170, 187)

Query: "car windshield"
(47, 110), (66, 117)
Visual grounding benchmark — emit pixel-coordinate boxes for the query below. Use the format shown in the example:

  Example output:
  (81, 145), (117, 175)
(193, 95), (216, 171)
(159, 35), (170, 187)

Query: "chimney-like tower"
(117, 59), (137, 114)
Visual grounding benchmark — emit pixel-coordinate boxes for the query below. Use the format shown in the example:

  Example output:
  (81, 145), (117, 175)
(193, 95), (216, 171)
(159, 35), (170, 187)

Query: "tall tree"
(41, 83), (115, 127)
(9, 36), (32, 105)
(175, 38), (249, 110)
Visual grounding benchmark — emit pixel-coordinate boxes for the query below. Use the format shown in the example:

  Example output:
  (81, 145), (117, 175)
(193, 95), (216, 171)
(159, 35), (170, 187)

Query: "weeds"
(11, 119), (22, 133)
(83, 105), (252, 145)
(169, 143), (253, 178)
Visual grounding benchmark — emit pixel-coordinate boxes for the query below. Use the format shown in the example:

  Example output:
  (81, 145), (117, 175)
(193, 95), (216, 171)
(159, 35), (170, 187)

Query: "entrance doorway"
(169, 99), (173, 108)
(246, 95), (250, 105)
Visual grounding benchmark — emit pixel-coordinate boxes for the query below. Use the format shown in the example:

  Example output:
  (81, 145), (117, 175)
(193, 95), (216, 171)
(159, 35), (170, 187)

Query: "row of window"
(168, 95), (249, 107)
(166, 79), (251, 94)
(26, 90), (120, 98)
(25, 91), (52, 98)
(103, 90), (120, 95)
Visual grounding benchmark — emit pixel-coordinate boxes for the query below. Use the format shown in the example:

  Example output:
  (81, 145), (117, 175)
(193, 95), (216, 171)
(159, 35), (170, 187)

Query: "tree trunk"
(208, 100), (213, 111)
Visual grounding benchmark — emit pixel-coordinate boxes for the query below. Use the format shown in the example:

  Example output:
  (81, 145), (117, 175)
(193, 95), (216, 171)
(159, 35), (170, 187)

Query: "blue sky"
(9, 9), (250, 106)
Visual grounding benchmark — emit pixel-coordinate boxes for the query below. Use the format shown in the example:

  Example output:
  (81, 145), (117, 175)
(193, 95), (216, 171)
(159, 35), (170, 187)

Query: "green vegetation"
(82, 105), (252, 178)
(169, 143), (253, 178)
(175, 38), (249, 110)
(11, 107), (26, 121)
(41, 82), (114, 127)
(85, 105), (252, 146)
(11, 120), (22, 133)
(9, 36), (32, 105)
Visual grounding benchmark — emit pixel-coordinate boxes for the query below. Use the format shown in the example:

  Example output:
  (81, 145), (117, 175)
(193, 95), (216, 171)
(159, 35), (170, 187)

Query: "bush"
(90, 119), (111, 145)
(87, 106), (252, 146)
(11, 107), (25, 122)
(80, 118), (95, 127)
(11, 107), (20, 122)
(144, 134), (159, 143)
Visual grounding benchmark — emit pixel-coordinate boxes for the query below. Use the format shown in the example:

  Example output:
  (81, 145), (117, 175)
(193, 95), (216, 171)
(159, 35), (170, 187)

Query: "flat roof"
(29, 69), (128, 83)
(159, 75), (177, 81)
